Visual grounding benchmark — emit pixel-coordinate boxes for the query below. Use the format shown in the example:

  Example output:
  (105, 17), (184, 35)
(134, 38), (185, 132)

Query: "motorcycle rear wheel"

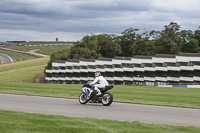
(102, 92), (113, 106)
(79, 92), (89, 104)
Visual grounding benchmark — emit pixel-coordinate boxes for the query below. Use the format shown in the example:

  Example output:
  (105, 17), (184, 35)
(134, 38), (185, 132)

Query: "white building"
(45, 53), (200, 86)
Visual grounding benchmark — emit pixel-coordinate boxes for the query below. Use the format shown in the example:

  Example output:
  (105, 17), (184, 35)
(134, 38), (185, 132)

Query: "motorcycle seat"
(99, 84), (114, 91)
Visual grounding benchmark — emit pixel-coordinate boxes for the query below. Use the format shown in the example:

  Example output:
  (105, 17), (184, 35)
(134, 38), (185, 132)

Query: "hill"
(0, 58), (49, 83)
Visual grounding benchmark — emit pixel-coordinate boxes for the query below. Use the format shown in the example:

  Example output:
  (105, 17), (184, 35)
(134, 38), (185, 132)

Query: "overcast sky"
(0, 0), (200, 42)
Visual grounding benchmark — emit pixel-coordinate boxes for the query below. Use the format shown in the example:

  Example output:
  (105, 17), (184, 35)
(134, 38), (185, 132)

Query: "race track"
(0, 53), (13, 63)
(0, 94), (200, 127)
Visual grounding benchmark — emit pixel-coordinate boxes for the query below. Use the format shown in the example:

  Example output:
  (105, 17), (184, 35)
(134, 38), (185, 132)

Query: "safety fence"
(158, 85), (200, 88)
(24, 43), (73, 46)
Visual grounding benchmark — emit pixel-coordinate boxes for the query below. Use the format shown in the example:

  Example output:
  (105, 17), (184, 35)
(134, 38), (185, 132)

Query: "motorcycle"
(79, 82), (114, 106)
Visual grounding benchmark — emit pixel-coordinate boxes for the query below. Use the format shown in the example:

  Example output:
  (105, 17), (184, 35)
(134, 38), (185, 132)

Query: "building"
(45, 53), (200, 86)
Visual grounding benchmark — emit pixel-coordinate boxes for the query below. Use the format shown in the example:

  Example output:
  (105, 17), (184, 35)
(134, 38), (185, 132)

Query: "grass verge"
(0, 110), (199, 133)
(0, 83), (200, 109)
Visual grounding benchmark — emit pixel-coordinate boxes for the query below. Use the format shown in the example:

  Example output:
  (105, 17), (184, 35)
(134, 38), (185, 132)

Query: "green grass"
(0, 58), (49, 83)
(2, 45), (72, 55)
(0, 83), (200, 109)
(112, 86), (200, 108)
(0, 65), (46, 83)
(0, 110), (199, 133)
(0, 49), (37, 62)
(0, 57), (49, 72)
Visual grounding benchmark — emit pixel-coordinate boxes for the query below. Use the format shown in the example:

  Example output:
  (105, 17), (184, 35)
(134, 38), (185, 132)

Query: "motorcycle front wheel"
(102, 92), (113, 106)
(79, 92), (89, 104)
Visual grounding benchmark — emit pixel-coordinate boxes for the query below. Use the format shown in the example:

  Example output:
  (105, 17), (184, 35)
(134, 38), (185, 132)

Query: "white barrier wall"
(158, 85), (200, 88)
(187, 85), (200, 88)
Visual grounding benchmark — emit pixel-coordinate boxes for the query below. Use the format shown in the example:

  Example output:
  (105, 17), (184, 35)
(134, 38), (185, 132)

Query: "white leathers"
(89, 76), (109, 95)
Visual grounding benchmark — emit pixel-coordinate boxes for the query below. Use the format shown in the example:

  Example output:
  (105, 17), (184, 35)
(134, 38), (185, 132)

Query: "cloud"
(150, 0), (200, 12)
(0, 0), (200, 41)
(150, 0), (200, 29)
(75, 0), (151, 11)
(0, 0), (53, 5)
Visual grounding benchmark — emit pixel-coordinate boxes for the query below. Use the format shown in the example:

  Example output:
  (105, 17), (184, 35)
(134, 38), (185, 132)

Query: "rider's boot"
(96, 88), (101, 96)
(90, 87), (102, 103)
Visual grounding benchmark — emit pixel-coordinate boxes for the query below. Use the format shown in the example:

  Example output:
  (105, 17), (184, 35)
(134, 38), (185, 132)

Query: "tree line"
(46, 22), (200, 69)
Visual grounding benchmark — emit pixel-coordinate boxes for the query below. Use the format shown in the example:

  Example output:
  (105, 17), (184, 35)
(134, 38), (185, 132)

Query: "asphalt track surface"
(0, 53), (13, 63)
(0, 94), (200, 127)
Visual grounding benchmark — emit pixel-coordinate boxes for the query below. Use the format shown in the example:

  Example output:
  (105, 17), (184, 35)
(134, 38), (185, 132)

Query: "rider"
(89, 72), (109, 96)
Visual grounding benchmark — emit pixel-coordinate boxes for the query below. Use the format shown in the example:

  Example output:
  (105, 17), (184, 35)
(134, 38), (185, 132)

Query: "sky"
(0, 0), (200, 42)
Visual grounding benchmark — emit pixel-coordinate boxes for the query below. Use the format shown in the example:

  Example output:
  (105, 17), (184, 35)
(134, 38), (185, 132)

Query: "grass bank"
(0, 58), (49, 83)
(0, 57), (49, 72)
(0, 110), (199, 133)
(0, 83), (200, 109)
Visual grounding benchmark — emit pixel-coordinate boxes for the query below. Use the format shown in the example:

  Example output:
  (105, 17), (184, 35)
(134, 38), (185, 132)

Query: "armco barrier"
(158, 85), (200, 88)
(24, 43), (73, 46)
(173, 85), (187, 88)
(158, 85), (173, 87)
(188, 85), (200, 88)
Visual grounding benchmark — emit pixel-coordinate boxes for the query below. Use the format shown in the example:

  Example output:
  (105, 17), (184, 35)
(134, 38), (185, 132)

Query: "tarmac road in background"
(0, 94), (200, 127)
(0, 53), (13, 64)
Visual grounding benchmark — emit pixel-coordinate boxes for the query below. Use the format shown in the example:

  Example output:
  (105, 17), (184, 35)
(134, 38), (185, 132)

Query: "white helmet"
(95, 72), (101, 77)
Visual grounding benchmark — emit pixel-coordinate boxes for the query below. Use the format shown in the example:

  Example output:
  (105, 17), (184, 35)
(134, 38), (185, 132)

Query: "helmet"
(95, 72), (101, 77)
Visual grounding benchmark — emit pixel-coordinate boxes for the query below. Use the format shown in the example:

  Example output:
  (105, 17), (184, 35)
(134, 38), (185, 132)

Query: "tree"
(181, 30), (200, 53)
(182, 38), (199, 53)
(193, 29), (200, 47)
(120, 28), (140, 56)
(154, 22), (183, 54)
(69, 35), (101, 59)
(97, 34), (121, 58)
(69, 34), (121, 59)
(45, 48), (69, 69)
(131, 37), (156, 56)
